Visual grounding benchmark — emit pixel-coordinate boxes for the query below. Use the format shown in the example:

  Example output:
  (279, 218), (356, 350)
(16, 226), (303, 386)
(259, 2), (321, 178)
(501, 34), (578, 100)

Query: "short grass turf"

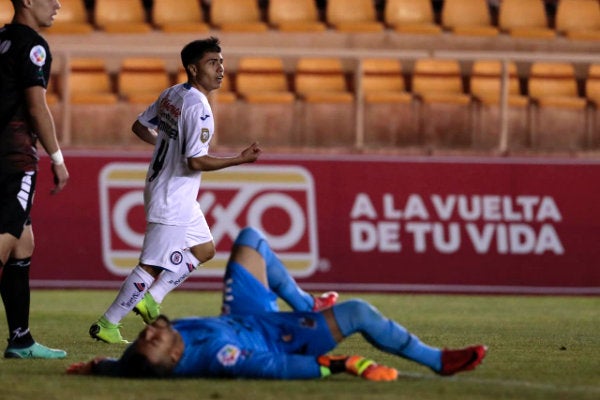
(0, 290), (598, 400)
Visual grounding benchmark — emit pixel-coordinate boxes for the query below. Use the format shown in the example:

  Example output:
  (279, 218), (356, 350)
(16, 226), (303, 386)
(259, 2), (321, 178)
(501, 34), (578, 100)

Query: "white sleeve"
(182, 103), (212, 159)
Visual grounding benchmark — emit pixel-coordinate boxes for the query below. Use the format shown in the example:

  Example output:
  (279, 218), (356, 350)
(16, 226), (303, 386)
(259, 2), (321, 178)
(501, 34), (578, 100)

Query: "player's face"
(135, 315), (181, 369)
(190, 52), (224, 95)
(31, 0), (61, 28)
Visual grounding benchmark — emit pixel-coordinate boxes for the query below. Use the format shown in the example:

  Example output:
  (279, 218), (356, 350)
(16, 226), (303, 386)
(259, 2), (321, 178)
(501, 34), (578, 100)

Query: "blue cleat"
(4, 342), (67, 359)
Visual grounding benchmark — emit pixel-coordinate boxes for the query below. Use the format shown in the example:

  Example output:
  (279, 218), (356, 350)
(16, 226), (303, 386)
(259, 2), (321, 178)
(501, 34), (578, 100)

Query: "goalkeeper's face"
(134, 315), (183, 373)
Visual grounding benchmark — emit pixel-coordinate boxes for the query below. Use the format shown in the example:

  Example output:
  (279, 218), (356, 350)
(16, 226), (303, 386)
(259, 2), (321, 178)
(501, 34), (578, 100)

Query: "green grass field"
(0, 290), (598, 400)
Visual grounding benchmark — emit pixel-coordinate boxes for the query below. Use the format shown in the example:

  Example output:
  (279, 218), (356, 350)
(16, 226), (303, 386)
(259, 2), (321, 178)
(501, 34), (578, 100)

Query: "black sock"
(0, 258), (35, 347)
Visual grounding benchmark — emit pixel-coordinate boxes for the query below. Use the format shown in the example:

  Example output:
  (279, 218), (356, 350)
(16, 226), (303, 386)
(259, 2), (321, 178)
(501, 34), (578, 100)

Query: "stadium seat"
(118, 58), (170, 104)
(0, 0), (13, 25)
(441, 0), (499, 36)
(555, 0), (600, 41)
(94, 0), (152, 33)
(235, 57), (294, 103)
(529, 62), (587, 109)
(361, 59), (412, 104)
(268, 0), (326, 32)
(412, 58), (472, 148)
(498, 0), (555, 39)
(61, 58), (118, 104)
(326, 0), (384, 32)
(361, 59), (418, 147)
(384, 0), (442, 35)
(587, 64), (600, 147)
(295, 58), (355, 146)
(470, 60), (527, 107)
(43, 0), (93, 34)
(295, 58), (354, 103)
(586, 64), (600, 106)
(412, 59), (470, 105)
(230, 57), (297, 146)
(470, 60), (529, 150)
(152, 0), (210, 33)
(210, 0), (268, 32)
(528, 62), (588, 150)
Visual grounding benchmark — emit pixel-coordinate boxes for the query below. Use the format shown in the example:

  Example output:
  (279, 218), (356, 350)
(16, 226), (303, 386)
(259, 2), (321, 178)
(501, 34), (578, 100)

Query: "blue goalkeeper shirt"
(94, 312), (337, 379)
(172, 312), (336, 379)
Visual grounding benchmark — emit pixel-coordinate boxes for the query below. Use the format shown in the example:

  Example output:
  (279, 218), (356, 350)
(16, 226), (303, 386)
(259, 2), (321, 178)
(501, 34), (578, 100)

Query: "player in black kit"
(0, 0), (69, 359)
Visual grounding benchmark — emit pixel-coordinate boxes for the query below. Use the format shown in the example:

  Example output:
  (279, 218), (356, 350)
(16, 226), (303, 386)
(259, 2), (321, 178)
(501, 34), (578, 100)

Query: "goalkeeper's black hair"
(118, 342), (172, 379)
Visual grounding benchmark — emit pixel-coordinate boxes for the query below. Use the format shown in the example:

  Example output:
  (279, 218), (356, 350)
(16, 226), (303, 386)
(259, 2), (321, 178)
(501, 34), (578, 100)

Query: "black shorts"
(0, 170), (36, 238)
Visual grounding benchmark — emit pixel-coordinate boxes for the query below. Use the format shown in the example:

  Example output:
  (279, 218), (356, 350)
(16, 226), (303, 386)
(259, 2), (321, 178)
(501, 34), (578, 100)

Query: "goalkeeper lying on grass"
(67, 227), (487, 380)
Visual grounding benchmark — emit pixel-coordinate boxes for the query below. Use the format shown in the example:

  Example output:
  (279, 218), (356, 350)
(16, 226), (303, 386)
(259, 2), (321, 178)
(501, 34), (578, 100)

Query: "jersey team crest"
(170, 251), (183, 265)
(200, 128), (210, 143)
(216, 344), (241, 366)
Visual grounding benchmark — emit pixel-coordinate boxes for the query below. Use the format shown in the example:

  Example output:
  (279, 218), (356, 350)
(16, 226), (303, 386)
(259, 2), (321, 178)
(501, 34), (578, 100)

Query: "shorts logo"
(217, 344), (241, 367)
(29, 45), (46, 67)
(170, 251), (183, 265)
(99, 163), (318, 278)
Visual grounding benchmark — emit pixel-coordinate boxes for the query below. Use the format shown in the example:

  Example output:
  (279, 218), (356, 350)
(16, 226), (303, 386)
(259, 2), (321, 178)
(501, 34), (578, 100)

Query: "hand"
(50, 162), (69, 195)
(239, 142), (262, 164)
(66, 357), (108, 375)
(66, 361), (93, 375)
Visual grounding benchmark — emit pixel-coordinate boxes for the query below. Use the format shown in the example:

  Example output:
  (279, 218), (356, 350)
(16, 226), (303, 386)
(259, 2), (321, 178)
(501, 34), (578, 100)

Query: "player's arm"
(132, 119), (158, 145)
(187, 142), (261, 172)
(25, 85), (69, 194)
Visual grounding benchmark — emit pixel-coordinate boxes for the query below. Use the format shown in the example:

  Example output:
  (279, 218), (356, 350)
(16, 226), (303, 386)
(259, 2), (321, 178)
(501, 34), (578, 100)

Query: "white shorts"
(139, 213), (213, 272)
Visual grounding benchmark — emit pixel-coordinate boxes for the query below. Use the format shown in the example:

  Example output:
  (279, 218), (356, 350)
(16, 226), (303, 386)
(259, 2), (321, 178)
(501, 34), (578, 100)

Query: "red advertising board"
(30, 151), (600, 295)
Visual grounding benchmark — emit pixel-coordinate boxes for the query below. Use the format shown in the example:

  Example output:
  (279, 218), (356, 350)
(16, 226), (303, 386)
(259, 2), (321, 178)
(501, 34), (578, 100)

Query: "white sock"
(148, 251), (200, 304)
(104, 266), (155, 324)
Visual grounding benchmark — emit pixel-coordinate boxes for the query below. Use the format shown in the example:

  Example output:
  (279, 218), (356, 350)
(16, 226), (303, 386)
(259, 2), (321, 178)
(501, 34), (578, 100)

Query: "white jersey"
(137, 83), (214, 226)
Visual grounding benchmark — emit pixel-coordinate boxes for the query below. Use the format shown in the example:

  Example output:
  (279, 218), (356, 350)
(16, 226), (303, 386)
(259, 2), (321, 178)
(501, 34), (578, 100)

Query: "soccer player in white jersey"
(89, 37), (262, 343)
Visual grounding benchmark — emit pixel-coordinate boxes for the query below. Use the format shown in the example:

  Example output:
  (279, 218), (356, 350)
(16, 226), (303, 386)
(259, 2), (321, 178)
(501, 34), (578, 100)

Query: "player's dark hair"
(180, 37), (221, 68)
(118, 342), (173, 379)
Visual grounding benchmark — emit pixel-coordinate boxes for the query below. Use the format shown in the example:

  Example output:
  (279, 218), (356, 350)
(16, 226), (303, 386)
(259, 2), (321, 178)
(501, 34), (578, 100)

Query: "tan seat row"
(48, 57), (600, 108)
(45, 56), (600, 152)
(1, 0), (598, 40)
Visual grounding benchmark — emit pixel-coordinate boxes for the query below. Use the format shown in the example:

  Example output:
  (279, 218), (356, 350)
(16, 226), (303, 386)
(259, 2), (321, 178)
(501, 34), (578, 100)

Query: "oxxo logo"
(99, 163), (319, 277)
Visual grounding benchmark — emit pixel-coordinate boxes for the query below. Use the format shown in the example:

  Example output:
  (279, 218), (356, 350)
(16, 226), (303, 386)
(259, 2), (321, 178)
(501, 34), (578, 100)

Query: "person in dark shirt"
(68, 227), (487, 380)
(0, 0), (69, 359)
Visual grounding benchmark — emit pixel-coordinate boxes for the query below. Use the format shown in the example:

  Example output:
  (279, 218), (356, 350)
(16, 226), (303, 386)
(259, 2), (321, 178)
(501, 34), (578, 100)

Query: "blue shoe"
(4, 342), (67, 359)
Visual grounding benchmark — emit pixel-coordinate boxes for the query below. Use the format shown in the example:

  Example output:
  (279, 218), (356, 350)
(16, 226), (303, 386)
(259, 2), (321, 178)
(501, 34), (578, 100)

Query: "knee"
(11, 226), (35, 259)
(191, 241), (215, 263)
(234, 227), (264, 250)
(345, 299), (379, 320)
(333, 299), (380, 335)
